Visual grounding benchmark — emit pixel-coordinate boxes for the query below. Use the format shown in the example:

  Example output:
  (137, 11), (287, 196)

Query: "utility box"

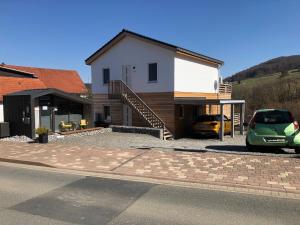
(0, 122), (10, 138)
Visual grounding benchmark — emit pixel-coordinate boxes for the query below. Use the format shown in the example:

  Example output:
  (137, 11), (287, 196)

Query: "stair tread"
(164, 134), (173, 137)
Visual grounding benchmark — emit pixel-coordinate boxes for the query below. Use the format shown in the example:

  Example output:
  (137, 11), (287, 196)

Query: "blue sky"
(1, 0), (299, 82)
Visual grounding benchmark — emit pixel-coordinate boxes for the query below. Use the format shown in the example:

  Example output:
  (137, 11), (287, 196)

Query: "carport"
(175, 98), (246, 141)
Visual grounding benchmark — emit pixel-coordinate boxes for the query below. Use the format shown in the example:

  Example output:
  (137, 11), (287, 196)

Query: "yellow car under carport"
(192, 115), (232, 136)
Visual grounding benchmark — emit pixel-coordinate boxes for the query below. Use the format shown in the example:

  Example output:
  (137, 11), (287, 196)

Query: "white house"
(86, 29), (233, 139)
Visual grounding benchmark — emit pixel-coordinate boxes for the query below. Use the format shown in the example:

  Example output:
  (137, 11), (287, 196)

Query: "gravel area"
(0, 135), (33, 143)
(1, 128), (296, 156)
(0, 128), (112, 143)
(51, 130), (296, 156)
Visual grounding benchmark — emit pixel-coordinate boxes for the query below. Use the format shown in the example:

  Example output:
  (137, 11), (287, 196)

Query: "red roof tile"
(0, 77), (46, 102)
(0, 65), (87, 102)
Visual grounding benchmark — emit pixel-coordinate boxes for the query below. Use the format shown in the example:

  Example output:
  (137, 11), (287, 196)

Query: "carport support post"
(240, 103), (245, 135)
(219, 104), (224, 141)
(231, 104), (235, 138)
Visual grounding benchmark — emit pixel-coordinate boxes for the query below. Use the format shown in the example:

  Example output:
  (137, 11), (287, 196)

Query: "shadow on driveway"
(205, 145), (292, 155)
(205, 145), (246, 152)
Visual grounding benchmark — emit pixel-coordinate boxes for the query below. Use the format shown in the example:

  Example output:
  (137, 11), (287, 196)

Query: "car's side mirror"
(243, 122), (248, 127)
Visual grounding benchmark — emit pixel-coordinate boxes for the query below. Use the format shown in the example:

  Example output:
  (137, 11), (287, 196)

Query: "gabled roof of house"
(85, 29), (224, 66)
(0, 65), (87, 103)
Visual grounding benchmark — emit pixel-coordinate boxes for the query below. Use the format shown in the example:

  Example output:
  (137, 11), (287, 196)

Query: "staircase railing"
(108, 80), (165, 129)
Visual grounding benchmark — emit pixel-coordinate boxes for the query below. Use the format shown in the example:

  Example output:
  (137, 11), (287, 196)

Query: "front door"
(123, 104), (132, 126)
(122, 65), (131, 86)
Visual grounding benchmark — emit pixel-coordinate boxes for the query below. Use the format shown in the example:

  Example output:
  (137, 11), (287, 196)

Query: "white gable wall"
(174, 55), (220, 93)
(0, 104), (3, 122)
(91, 36), (175, 94)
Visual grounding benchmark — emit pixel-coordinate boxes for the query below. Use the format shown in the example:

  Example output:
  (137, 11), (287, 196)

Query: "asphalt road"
(0, 163), (299, 225)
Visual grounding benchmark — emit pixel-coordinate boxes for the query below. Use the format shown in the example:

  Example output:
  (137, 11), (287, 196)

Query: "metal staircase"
(108, 80), (174, 140)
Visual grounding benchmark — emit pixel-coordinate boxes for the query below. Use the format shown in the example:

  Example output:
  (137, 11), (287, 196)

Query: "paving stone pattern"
(0, 142), (299, 194)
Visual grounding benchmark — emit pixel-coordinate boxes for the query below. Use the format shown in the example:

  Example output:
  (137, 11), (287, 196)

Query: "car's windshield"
(254, 110), (293, 124)
(196, 115), (228, 122)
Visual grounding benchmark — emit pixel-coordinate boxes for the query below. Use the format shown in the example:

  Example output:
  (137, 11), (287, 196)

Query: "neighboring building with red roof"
(0, 64), (87, 98)
(0, 76), (46, 103)
(0, 64), (88, 124)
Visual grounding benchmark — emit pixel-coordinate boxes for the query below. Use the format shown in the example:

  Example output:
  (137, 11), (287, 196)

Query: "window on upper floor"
(148, 63), (157, 82)
(103, 68), (110, 85)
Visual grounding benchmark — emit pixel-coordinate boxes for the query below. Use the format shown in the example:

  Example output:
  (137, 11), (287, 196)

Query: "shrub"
(35, 127), (49, 135)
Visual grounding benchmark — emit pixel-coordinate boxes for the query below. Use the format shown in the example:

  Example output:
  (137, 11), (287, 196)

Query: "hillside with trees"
(225, 55), (300, 82)
(225, 56), (300, 121)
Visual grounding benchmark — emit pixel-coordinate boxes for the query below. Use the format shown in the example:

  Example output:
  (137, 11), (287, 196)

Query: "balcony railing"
(219, 83), (232, 94)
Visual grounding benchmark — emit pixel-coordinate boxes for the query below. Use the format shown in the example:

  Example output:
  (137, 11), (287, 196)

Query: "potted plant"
(36, 127), (49, 143)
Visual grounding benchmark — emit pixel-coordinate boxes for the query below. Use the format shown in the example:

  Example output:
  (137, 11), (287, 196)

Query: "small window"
(179, 105), (184, 119)
(103, 68), (110, 84)
(104, 105), (111, 120)
(148, 63), (157, 82)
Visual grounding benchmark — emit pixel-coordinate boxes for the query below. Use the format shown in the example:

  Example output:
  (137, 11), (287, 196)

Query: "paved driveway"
(0, 141), (299, 196)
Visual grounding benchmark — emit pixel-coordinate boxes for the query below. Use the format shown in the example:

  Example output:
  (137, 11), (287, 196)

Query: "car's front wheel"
(295, 147), (300, 154)
(246, 139), (253, 151)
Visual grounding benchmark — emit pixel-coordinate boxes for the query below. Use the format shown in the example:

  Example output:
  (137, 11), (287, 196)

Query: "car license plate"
(264, 137), (286, 143)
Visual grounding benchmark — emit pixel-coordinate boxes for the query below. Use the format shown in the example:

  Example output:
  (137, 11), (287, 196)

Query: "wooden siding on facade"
(175, 104), (197, 138)
(93, 90), (231, 138)
(174, 91), (231, 100)
(93, 94), (123, 125)
(93, 92), (175, 133)
(175, 91), (232, 117)
(132, 110), (148, 127)
(136, 92), (175, 134)
(94, 92), (177, 136)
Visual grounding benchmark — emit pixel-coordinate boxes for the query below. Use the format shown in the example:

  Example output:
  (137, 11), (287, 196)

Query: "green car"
(245, 109), (300, 153)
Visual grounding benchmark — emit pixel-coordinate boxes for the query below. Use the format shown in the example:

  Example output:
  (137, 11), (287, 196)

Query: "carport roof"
(175, 98), (245, 105)
(6, 88), (92, 104)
